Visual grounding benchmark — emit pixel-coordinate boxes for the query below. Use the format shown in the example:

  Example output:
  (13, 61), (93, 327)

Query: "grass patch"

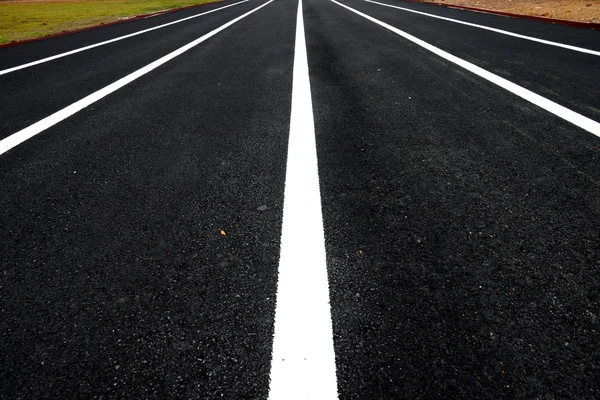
(0, 0), (218, 45)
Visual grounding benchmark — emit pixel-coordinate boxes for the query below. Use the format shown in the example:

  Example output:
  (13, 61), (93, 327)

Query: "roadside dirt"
(426, 0), (600, 23)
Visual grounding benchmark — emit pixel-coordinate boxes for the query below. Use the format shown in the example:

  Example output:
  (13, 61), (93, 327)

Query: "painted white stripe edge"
(268, 0), (338, 398)
(332, 0), (600, 138)
(364, 0), (600, 56)
(0, 0), (249, 76)
(0, 0), (274, 157)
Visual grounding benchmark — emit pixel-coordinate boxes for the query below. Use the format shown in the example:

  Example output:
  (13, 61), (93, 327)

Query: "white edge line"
(331, 0), (600, 138)
(0, 0), (249, 76)
(268, 0), (338, 398)
(0, 0), (274, 157)
(364, 0), (600, 56)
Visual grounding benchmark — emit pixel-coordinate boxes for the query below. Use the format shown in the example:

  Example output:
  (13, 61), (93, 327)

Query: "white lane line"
(364, 0), (600, 56)
(0, 0), (274, 157)
(331, 0), (600, 138)
(268, 0), (338, 398)
(0, 0), (249, 76)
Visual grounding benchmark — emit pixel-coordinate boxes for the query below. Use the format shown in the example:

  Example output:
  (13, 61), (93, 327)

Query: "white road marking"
(0, 0), (249, 76)
(364, 0), (600, 56)
(331, 0), (600, 138)
(268, 0), (338, 398)
(0, 0), (274, 157)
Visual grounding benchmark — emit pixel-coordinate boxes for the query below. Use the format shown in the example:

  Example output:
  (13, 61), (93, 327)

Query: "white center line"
(331, 0), (600, 138)
(268, 0), (338, 398)
(0, 0), (274, 157)
(0, 0), (249, 76)
(364, 0), (600, 56)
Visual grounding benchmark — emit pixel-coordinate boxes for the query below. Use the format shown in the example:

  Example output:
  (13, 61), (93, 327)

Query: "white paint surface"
(0, 0), (273, 157)
(268, 0), (338, 398)
(0, 0), (249, 76)
(364, 0), (600, 56)
(331, 0), (600, 138)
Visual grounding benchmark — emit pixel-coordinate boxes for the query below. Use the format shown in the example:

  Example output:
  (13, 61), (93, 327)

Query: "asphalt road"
(1, 0), (599, 398)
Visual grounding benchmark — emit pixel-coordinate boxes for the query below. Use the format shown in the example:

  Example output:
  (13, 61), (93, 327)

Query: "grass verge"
(0, 0), (218, 46)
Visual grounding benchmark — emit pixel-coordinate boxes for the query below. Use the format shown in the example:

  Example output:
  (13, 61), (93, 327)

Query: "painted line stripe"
(268, 0), (338, 398)
(0, 0), (249, 76)
(364, 0), (600, 56)
(331, 0), (600, 138)
(0, 0), (274, 157)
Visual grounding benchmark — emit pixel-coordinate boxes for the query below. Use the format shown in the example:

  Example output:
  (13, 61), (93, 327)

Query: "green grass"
(0, 0), (218, 45)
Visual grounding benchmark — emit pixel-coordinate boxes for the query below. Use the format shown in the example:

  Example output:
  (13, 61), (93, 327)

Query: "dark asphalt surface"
(1, 0), (293, 397)
(1, 0), (600, 398)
